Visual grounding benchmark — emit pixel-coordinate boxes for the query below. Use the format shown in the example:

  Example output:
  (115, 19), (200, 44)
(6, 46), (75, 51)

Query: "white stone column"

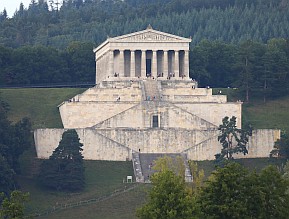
(174, 50), (179, 78)
(184, 50), (189, 79)
(152, 50), (157, 78)
(163, 50), (168, 78)
(119, 50), (124, 77)
(141, 50), (146, 78)
(108, 50), (114, 77)
(130, 50), (135, 77)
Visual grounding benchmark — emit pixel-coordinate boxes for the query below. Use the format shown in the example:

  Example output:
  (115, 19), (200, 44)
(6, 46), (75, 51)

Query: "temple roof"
(94, 26), (191, 52)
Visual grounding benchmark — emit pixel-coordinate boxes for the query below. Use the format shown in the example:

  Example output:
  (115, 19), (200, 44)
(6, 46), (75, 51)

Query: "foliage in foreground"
(137, 160), (289, 219)
(199, 162), (289, 219)
(136, 165), (200, 219)
(0, 190), (29, 219)
(38, 129), (85, 191)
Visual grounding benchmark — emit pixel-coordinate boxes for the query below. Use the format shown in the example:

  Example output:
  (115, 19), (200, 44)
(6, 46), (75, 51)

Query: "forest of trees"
(0, 0), (288, 48)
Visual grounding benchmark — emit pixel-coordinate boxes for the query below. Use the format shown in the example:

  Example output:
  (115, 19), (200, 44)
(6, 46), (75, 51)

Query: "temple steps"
(135, 153), (192, 183)
(143, 80), (160, 101)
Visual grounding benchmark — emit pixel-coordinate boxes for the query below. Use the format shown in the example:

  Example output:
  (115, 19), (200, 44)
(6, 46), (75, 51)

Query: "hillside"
(1, 87), (287, 218)
(0, 0), (288, 48)
(0, 88), (86, 128)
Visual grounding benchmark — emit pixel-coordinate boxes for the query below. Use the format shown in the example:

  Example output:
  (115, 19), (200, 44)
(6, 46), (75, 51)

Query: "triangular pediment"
(109, 27), (191, 43)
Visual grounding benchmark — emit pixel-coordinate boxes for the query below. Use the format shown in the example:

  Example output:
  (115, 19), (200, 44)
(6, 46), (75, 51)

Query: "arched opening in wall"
(152, 115), (159, 128)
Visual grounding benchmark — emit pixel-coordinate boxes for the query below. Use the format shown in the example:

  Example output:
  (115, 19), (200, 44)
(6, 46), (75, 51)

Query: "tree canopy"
(0, 97), (33, 195)
(137, 160), (289, 219)
(137, 157), (200, 219)
(216, 116), (252, 161)
(199, 163), (289, 219)
(0, 0), (288, 48)
(270, 132), (289, 158)
(0, 190), (29, 219)
(39, 129), (85, 191)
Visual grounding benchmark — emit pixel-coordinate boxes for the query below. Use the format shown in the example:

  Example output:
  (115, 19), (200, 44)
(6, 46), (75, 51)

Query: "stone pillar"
(174, 50), (179, 78)
(108, 50), (114, 77)
(163, 50), (168, 78)
(184, 50), (189, 79)
(119, 50), (125, 77)
(141, 50), (146, 78)
(152, 50), (157, 78)
(130, 50), (135, 77)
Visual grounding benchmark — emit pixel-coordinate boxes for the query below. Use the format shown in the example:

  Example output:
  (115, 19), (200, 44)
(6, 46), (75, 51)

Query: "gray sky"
(0, 0), (36, 18)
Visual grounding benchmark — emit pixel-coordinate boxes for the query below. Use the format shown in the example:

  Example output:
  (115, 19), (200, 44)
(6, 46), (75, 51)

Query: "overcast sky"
(0, 0), (35, 18)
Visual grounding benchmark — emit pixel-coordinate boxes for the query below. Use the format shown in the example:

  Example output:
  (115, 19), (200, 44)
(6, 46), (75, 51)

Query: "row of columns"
(109, 50), (189, 79)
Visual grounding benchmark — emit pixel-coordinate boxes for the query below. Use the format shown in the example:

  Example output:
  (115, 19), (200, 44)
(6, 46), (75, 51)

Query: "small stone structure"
(34, 26), (280, 168)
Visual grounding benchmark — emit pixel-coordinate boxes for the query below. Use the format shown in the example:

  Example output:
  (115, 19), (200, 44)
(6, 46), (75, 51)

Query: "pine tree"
(39, 129), (85, 191)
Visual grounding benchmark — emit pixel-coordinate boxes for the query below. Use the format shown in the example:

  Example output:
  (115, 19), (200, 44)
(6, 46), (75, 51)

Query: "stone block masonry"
(34, 128), (280, 161)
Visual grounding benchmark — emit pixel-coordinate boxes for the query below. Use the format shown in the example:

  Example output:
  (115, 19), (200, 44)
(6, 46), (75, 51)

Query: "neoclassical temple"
(34, 26), (279, 182)
(94, 25), (191, 83)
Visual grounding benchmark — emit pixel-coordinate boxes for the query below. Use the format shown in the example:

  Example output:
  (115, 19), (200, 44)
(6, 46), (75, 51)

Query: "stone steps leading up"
(143, 80), (160, 101)
(138, 153), (192, 183)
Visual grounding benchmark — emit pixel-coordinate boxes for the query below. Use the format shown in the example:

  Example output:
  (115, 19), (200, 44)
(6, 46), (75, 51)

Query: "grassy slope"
(243, 96), (289, 131)
(20, 160), (139, 217)
(39, 185), (148, 219)
(1, 88), (289, 218)
(0, 88), (86, 129)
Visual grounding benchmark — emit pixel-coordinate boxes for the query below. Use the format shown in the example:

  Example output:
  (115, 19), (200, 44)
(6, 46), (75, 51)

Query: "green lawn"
(243, 96), (289, 132)
(37, 185), (148, 219)
(0, 88), (86, 129)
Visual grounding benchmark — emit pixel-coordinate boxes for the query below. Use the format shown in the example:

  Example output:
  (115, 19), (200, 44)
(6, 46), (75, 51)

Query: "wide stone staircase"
(143, 80), (161, 101)
(136, 153), (192, 183)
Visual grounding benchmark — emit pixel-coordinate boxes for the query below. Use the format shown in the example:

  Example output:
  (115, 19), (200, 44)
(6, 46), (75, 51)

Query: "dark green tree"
(0, 98), (32, 194)
(234, 40), (256, 102)
(216, 116), (252, 160)
(39, 129), (85, 191)
(270, 132), (289, 158)
(257, 165), (289, 218)
(0, 156), (15, 195)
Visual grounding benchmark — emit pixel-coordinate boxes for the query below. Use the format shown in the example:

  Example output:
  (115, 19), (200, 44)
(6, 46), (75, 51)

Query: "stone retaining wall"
(34, 128), (279, 161)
